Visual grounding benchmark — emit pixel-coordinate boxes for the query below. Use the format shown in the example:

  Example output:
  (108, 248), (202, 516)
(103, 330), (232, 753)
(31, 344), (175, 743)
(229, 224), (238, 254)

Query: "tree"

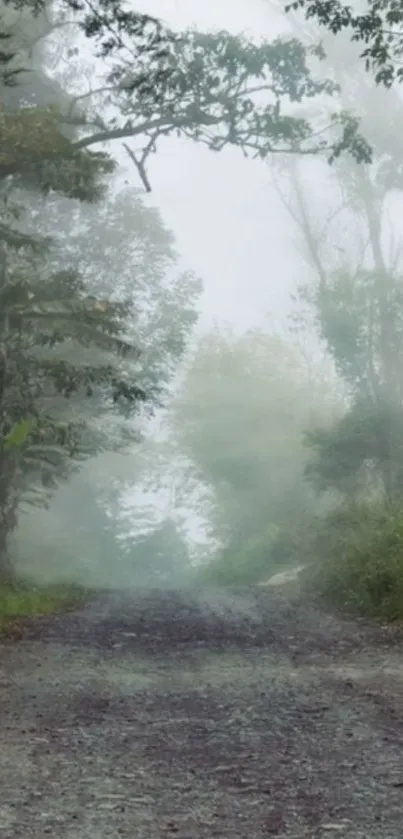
(0, 12), (201, 575)
(10, 457), (129, 586)
(0, 169), (202, 571)
(21, 185), (202, 402)
(270, 24), (403, 499)
(109, 433), (216, 566)
(287, 0), (403, 86)
(304, 266), (403, 497)
(0, 207), (145, 556)
(0, 102), (114, 198)
(0, 103), (134, 572)
(0, 12), (110, 572)
(1, 0), (375, 200)
(10, 438), (211, 587)
(73, 25), (374, 182)
(169, 325), (340, 563)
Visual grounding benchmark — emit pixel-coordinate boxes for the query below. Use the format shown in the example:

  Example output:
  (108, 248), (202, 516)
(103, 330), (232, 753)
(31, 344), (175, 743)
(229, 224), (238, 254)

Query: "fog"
(2, 0), (403, 615)
(134, 0), (296, 331)
(4, 5), (403, 831)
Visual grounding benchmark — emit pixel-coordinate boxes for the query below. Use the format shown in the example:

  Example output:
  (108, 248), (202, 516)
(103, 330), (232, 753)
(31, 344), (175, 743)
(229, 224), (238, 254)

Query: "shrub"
(305, 500), (403, 620)
(198, 524), (302, 586)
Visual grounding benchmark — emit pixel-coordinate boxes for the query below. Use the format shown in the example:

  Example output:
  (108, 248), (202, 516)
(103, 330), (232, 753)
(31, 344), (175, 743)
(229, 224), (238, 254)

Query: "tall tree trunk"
(0, 461), (18, 583)
(359, 171), (398, 498)
(0, 533), (14, 584)
(0, 341), (18, 583)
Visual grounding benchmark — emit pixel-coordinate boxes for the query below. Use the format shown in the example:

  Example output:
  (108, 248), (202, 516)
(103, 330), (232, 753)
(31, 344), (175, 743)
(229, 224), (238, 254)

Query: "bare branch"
(270, 160), (328, 287)
(122, 142), (151, 193)
(65, 85), (117, 112)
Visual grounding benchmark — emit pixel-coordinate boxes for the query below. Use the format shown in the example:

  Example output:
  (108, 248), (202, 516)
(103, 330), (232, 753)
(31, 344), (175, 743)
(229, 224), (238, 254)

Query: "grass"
(0, 579), (89, 636)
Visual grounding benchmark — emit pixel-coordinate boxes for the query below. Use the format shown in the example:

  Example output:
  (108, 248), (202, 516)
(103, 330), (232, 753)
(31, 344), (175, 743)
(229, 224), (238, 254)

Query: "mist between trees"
(1, 0), (403, 621)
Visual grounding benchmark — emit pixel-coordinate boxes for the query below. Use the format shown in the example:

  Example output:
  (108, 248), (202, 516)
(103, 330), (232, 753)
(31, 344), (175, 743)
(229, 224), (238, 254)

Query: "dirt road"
(2, 586), (403, 838)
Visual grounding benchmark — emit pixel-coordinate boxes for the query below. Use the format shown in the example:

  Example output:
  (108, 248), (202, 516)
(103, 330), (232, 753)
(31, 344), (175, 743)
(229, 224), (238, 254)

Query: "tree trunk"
(0, 526), (14, 584)
(0, 455), (18, 585)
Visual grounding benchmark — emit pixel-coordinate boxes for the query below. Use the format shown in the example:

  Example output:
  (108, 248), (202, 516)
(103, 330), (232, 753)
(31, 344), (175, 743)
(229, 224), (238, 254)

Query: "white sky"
(121, 0), (299, 332)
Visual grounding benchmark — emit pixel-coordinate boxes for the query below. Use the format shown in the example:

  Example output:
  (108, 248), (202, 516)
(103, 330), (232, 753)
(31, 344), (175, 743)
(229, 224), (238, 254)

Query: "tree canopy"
(0, 0), (375, 197)
(169, 325), (340, 555)
(287, 0), (403, 86)
(0, 1), (205, 573)
(270, 21), (403, 501)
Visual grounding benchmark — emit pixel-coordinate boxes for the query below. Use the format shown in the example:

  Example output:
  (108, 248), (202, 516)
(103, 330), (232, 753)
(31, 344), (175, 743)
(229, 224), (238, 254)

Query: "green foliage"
(198, 522), (311, 586)
(0, 0), (375, 200)
(6, 0), (347, 168)
(0, 105), (115, 201)
(306, 398), (403, 497)
(268, 525), (308, 568)
(310, 269), (403, 400)
(274, 37), (403, 503)
(0, 30), (201, 560)
(42, 2), (371, 187)
(0, 243), (143, 504)
(0, 85), (127, 484)
(0, 0), (378, 583)
(3, 419), (35, 451)
(9, 463), (130, 586)
(305, 501), (403, 620)
(10, 458), (195, 589)
(171, 326), (339, 549)
(287, 0), (403, 86)
(65, 0), (179, 65)
(123, 29), (335, 142)
(198, 525), (280, 586)
(27, 186), (203, 399)
(303, 254), (403, 500)
(170, 326), (342, 586)
(0, 579), (88, 632)
(266, 13), (403, 614)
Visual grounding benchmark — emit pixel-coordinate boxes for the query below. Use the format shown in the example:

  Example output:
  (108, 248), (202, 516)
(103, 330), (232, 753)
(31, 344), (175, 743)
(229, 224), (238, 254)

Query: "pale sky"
(121, 0), (299, 332)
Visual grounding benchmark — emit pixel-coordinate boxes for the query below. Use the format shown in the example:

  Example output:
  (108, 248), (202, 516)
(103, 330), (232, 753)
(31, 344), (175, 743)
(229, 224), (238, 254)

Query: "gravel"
(1, 585), (403, 838)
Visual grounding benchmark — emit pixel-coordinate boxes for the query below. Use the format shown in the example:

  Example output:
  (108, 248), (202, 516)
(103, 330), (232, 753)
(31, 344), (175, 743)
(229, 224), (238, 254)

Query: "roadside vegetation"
(0, 580), (88, 635)
(169, 22), (403, 621)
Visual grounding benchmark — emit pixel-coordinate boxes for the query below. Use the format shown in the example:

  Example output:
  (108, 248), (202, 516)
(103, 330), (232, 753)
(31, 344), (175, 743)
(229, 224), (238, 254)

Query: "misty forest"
(1, 0), (403, 617)
(3, 0), (403, 834)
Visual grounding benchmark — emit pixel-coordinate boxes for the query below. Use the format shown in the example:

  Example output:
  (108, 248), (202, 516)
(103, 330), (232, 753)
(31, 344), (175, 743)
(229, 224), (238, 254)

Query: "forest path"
(2, 586), (403, 838)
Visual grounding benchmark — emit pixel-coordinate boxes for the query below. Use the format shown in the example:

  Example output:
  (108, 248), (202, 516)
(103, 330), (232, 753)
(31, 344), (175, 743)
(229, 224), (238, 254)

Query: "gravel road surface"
(2, 586), (403, 838)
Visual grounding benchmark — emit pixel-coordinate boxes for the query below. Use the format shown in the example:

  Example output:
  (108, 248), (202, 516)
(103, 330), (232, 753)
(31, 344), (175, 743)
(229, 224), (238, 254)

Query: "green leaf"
(3, 419), (36, 451)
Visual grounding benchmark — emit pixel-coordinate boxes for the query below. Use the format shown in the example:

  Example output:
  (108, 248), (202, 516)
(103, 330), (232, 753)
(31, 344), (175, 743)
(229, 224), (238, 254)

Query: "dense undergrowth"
(198, 499), (403, 624)
(198, 522), (310, 586)
(301, 500), (403, 621)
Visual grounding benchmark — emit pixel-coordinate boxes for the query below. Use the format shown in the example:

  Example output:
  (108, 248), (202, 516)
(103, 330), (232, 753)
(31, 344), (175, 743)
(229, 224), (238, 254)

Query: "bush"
(305, 500), (403, 620)
(197, 524), (302, 586)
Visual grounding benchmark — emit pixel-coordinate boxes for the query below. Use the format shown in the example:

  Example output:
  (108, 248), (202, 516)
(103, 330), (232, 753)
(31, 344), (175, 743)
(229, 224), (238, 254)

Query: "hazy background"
(7, 0), (403, 615)
(121, 0), (297, 333)
(4, 0), (331, 584)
